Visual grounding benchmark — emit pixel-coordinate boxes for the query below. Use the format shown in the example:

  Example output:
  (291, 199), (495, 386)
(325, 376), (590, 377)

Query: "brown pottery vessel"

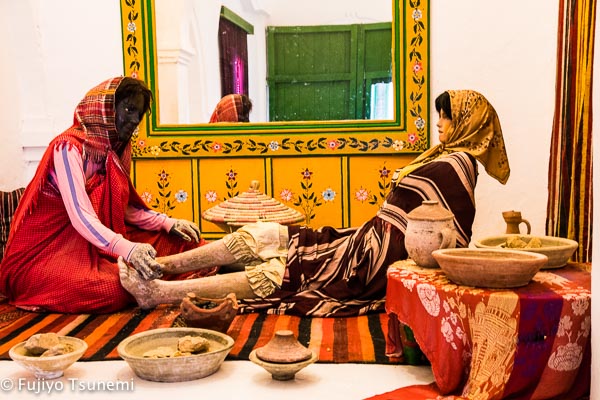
(179, 292), (239, 333)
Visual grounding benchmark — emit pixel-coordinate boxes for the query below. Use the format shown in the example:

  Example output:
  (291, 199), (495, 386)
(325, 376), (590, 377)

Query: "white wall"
(0, 0), (123, 188)
(430, 1), (560, 240)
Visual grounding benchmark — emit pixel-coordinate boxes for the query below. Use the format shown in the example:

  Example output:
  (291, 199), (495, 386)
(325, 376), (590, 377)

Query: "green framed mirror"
(119, 0), (429, 158)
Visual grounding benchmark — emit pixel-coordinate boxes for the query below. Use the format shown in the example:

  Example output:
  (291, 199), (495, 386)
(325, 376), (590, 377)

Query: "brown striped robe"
(238, 152), (478, 317)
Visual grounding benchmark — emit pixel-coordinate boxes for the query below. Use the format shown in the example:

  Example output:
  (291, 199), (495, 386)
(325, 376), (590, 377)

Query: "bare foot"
(118, 257), (159, 310)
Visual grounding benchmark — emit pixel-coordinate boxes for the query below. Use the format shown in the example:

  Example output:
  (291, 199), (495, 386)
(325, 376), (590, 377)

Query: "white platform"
(0, 359), (434, 399)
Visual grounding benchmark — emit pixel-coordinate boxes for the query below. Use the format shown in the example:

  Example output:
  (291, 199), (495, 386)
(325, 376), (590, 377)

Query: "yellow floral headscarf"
(397, 90), (510, 184)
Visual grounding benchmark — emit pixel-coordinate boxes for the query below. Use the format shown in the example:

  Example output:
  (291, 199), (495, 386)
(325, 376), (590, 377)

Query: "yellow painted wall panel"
(347, 155), (414, 227)
(272, 157), (342, 227)
(133, 159), (197, 221)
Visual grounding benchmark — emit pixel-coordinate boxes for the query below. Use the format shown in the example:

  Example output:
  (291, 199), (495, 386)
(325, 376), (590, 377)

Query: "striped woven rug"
(0, 300), (393, 364)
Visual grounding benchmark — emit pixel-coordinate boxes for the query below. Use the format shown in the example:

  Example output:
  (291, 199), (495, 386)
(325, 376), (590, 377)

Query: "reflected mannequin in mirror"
(209, 94), (253, 123)
(0, 76), (217, 314)
(119, 90), (511, 317)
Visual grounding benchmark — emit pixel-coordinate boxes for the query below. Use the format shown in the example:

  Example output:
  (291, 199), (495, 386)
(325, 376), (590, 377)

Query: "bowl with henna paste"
(117, 327), (234, 382)
(9, 333), (88, 379)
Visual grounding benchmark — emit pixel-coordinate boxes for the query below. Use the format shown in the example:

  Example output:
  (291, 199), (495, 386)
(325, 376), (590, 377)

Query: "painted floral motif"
(322, 188), (336, 202)
(175, 189), (188, 203)
(293, 168), (323, 224)
(392, 140), (405, 151)
(368, 164), (393, 206)
(407, 0), (427, 150)
(140, 191), (152, 204)
(269, 141), (280, 151)
(279, 188), (294, 202)
(354, 187), (369, 202)
(123, 0), (141, 77)
(224, 168), (239, 200)
(327, 140), (339, 150)
(147, 169), (188, 215)
(205, 190), (218, 203)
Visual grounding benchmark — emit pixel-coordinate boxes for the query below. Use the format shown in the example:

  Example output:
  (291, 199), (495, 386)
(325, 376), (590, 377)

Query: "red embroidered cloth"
(384, 260), (590, 400)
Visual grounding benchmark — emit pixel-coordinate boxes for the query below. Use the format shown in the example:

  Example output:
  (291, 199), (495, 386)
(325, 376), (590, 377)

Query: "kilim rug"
(0, 300), (397, 364)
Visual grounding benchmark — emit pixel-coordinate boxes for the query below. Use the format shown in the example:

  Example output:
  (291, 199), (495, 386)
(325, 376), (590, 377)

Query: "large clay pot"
(405, 200), (456, 268)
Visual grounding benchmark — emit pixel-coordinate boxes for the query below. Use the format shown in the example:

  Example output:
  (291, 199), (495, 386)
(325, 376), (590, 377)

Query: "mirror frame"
(120, 0), (429, 158)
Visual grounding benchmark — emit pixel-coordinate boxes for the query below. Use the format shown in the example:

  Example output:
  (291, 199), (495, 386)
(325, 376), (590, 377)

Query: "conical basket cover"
(202, 181), (305, 227)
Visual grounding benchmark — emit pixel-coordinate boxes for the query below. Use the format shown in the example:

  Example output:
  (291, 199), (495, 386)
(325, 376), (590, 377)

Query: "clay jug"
(405, 200), (456, 268)
(502, 210), (531, 234)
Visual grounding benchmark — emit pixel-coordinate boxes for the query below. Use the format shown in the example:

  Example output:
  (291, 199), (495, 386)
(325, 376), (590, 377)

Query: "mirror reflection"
(154, 0), (392, 125)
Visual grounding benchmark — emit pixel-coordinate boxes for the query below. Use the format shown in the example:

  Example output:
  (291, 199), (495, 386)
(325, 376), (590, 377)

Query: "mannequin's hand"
(128, 243), (163, 280)
(170, 219), (201, 242)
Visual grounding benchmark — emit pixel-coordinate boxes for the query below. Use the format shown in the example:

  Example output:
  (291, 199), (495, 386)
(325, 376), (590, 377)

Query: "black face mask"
(115, 93), (146, 142)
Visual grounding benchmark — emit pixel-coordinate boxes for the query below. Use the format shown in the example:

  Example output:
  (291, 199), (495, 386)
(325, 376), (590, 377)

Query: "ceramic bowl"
(432, 248), (548, 288)
(474, 234), (578, 269)
(249, 349), (318, 381)
(9, 336), (88, 379)
(117, 327), (234, 382)
(179, 292), (239, 333)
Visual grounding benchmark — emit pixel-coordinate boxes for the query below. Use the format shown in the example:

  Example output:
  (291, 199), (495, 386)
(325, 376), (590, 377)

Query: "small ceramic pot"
(179, 292), (238, 333)
(255, 330), (312, 363)
(405, 200), (456, 268)
(250, 330), (317, 380)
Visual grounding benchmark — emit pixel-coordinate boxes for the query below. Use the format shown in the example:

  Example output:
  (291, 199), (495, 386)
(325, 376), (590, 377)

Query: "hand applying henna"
(170, 219), (201, 242)
(127, 243), (163, 280)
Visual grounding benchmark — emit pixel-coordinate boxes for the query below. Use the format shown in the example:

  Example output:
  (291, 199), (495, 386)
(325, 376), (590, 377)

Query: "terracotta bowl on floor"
(117, 327), (234, 382)
(179, 292), (239, 333)
(9, 336), (88, 379)
(432, 248), (548, 288)
(474, 234), (578, 269)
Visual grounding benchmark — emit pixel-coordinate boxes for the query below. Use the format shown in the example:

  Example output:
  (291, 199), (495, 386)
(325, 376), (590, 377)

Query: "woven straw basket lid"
(202, 180), (305, 229)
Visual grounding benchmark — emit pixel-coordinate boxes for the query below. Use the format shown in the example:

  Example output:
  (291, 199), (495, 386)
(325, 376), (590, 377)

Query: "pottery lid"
(407, 200), (454, 221)
(202, 181), (305, 227)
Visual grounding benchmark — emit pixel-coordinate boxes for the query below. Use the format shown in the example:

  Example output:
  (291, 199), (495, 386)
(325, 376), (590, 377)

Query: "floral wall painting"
(348, 155), (414, 227)
(353, 163), (394, 207)
(132, 159), (196, 221)
(272, 157), (342, 228)
(291, 167), (324, 224)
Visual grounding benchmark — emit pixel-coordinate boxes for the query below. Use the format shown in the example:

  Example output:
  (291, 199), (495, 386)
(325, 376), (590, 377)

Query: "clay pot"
(250, 330), (318, 380)
(179, 292), (238, 333)
(405, 200), (456, 268)
(255, 330), (312, 363)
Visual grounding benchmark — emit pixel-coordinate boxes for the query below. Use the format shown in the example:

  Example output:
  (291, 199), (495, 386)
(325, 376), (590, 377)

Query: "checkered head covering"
(73, 76), (132, 168)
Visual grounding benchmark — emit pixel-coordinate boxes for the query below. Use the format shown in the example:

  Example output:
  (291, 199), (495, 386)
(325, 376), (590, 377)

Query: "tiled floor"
(0, 359), (434, 399)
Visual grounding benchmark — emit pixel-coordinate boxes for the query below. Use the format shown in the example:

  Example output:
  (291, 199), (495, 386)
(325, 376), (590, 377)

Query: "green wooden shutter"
(267, 23), (391, 122)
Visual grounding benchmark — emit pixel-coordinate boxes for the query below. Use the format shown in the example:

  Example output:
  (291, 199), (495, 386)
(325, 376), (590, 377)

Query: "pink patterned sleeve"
(52, 145), (137, 259)
(125, 205), (176, 232)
